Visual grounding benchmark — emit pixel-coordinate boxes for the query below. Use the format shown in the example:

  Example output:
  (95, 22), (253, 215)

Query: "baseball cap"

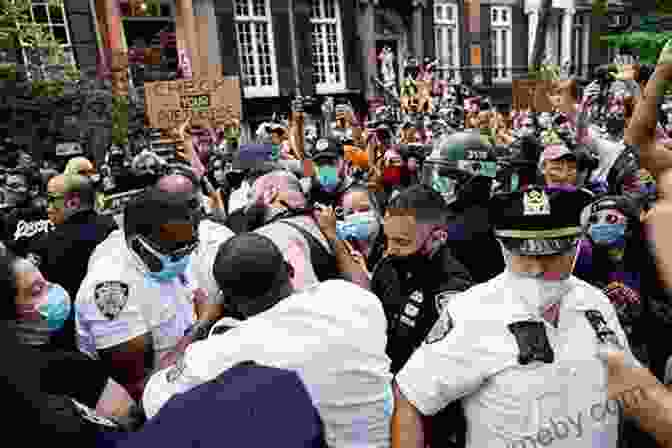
(310, 137), (344, 162)
(490, 185), (593, 255)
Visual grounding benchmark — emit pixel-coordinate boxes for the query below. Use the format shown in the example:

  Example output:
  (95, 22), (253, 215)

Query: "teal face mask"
(37, 283), (72, 332)
(147, 253), (192, 282)
(317, 165), (340, 192)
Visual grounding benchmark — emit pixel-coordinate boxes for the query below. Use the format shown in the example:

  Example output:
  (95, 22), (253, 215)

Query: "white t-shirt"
(190, 219), (235, 304)
(396, 272), (636, 448)
(76, 235), (198, 367)
(143, 280), (394, 448)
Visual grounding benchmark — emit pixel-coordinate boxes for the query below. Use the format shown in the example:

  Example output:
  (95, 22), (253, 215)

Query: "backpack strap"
(278, 220), (340, 282)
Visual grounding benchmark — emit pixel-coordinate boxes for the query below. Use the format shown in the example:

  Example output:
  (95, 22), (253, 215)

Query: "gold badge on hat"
(523, 189), (551, 216)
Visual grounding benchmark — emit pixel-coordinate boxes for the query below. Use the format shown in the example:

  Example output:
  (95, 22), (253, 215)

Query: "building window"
(234, 0), (279, 98)
(434, 1), (460, 83)
(572, 14), (590, 77)
(490, 6), (512, 82)
(311, 0), (346, 93)
(19, 0), (76, 81)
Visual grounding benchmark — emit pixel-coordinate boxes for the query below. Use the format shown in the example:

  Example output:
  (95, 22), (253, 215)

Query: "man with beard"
(0, 167), (53, 257)
(392, 186), (637, 448)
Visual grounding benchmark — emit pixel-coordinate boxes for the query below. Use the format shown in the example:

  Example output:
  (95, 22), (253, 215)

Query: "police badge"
(435, 291), (459, 314)
(426, 310), (454, 344)
(523, 189), (551, 216)
(94, 281), (129, 320)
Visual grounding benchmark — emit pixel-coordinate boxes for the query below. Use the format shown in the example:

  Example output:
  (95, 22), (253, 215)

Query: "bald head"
(47, 173), (95, 225)
(156, 173), (197, 194)
(65, 157), (95, 177)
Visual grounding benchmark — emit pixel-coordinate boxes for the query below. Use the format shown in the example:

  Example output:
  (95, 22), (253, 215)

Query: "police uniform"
(371, 246), (473, 374)
(76, 219), (232, 366)
(395, 187), (640, 448)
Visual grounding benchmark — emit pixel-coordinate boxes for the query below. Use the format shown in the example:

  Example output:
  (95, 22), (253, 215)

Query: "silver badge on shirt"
(426, 310), (454, 344)
(94, 281), (130, 320)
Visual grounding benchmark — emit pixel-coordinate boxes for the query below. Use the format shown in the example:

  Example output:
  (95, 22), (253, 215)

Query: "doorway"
(375, 39), (400, 84)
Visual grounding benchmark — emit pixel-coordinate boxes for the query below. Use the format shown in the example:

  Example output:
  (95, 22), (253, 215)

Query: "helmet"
(423, 131), (498, 207)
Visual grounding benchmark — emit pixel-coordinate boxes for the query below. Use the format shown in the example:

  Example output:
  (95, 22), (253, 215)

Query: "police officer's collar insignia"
(435, 291), (459, 314)
(316, 139), (329, 152)
(426, 310), (454, 344)
(523, 189), (551, 216)
(94, 281), (129, 320)
(410, 290), (424, 304)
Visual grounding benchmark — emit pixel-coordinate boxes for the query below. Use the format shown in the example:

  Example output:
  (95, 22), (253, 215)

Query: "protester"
(143, 232), (394, 447)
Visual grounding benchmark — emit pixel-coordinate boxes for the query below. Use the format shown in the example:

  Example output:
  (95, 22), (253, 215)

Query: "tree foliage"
(603, 32), (672, 65)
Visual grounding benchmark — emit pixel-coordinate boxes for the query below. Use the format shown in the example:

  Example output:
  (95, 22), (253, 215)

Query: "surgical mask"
(508, 271), (574, 311)
(336, 211), (379, 241)
(317, 166), (340, 192)
(132, 235), (196, 282)
(589, 223), (626, 248)
(16, 283), (72, 334)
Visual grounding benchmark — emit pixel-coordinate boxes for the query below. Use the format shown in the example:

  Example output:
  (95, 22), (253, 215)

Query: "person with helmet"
(423, 130), (504, 283)
(75, 176), (226, 403)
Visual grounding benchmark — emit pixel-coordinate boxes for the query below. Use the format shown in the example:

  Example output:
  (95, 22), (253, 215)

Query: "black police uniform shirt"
(0, 205), (54, 257)
(371, 246), (473, 373)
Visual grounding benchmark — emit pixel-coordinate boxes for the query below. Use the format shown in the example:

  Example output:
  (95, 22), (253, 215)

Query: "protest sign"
(144, 77), (241, 130)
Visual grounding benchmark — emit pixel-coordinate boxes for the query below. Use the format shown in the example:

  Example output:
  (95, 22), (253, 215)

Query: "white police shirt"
(396, 272), (638, 448)
(190, 219), (235, 304)
(143, 280), (394, 448)
(76, 236), (198, 367)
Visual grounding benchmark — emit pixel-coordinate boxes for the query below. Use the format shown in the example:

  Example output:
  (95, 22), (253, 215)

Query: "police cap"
(490, 186), (594, 255)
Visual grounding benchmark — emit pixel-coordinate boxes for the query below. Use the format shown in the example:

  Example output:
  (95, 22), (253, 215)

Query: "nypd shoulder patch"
(426, 311), (454, 344)
(94, 281), (129, 320)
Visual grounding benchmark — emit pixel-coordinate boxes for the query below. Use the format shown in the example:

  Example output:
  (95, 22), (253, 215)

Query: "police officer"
(422, 130), (504, 283)
(392, 186), (640, 448)
(75, 175), (226, 403)
(371, 185), (472, 374)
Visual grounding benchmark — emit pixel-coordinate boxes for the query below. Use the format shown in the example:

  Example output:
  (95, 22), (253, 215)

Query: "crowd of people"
(5, 39), (672, 448)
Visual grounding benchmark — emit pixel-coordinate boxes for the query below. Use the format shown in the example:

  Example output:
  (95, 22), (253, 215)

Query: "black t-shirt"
(0, 206), (53, 257)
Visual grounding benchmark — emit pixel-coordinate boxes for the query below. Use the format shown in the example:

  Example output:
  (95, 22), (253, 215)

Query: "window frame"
(490, 5), (512, 83)
(433, 1), (461, 84)
(572, 13), (590, 78)
(310, 0), (346, 94)
(18, 0), (76, 80)
(234, 0), (279, 98)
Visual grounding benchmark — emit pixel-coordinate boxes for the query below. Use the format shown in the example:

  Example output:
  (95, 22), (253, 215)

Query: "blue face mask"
(147, 253), (192, 282)
(317, 165), (340, 192)
(336, 211), (379, 241)
(589, 223), (626, 247)
(37, 283), (71, 332)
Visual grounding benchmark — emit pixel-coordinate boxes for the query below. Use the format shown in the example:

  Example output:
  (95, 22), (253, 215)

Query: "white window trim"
(491, 5), (512, 83)
(19, 0), (76, 80)
(573, 13), (590, 78)
(234, 0), (279, 98)
(434, 1), (461, 84)
(311, 0), (346, 94)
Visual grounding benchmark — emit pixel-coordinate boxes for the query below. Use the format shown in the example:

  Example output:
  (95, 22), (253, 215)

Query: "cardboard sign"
(512, 79), (553, 112)
(99, 188), (146, 216)
(144, 77), (241, 130)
